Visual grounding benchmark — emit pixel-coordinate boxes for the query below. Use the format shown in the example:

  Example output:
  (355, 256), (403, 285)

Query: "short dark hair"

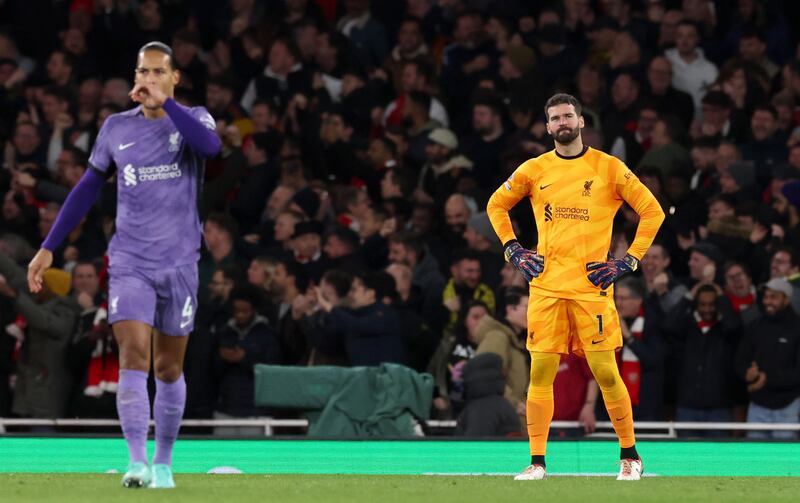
(473, 94), (503, 116)
(752, 103), (777, 119)
(694, 283), (719, 300)
(503, 286), (528, 308)
(374, 136), (397, 157)
(50, 48), (76, 69)
(205, 212), (239, 239)
(138, 41), (175, 69)
(252, 98), (278, 114)
(321, 269), (354, 298)
(73, 260), (99, 274)
(740, 25), (765, 42)
(218, 264), (244, 284)
(773, 245), (800, 268)
(677, 19), (700, 36)
(230, 283), (264, 307)
(62, 145), (88, 168)
(451, 247), (482, 265)
(42, 85), (70, 103)
(404, 57), (435, 84)
(326, 226), (360, 252)
(544, 93), (582, 121)
(388, 230), (424, 260)
(708, 193), (737, 210)
(280, 259), (310, 292)
(649, 240), (670, 259)
(385, 169), (416, 198)
(723, 260), (750, 278)
(616, 276), (646, 300)
(407, 91), (432, 112)
(357, 271), (395, 300)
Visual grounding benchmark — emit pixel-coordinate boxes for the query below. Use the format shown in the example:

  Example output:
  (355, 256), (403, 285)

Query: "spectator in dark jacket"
(612, 277), (665, 421)
(0, 252), (80, 419)
(662, 284), (743, 437)
(735, 278), (800, 439)
(455, 352), (520, 437)
(213, 284), (282, 436)
(311, 271), (407, 366)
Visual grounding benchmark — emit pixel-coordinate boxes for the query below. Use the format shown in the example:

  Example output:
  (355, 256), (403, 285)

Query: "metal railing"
(1, 418), (799, 437)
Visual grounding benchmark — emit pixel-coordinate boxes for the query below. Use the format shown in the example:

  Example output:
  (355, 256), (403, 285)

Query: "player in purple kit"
(27, 42), (221, 489)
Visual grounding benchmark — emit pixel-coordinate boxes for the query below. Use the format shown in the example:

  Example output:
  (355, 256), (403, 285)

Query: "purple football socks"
(153, 374), (186, 466)
(116, 369), (150, 465)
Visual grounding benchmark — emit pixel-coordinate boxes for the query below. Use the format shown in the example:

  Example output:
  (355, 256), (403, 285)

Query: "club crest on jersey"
(582, 180), (593, 197)
(169, 131), (181, 152)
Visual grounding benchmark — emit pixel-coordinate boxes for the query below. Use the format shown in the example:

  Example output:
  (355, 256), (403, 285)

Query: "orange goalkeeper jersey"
(487, 146), (665, 301)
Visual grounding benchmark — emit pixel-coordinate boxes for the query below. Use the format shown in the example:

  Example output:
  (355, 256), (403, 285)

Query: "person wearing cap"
(0, 252), (80, 420)
(768, 246), (800, 315)
(664, 20), (718, 116)
(288, 220), (327, 283)
(417, 127), (474, 202)
(686, 241), (723, 293)
(471, 286), (529, 430)
(289, 186), (321, 220)
(735, 277), (800, 439)
(719, 161), (757, 204)
(463, 211), (503, 291)
(455, 351), (521, 437)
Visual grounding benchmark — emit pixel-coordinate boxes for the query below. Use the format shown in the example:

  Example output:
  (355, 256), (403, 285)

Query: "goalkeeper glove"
(504, 240), (544, 283)
(586, 255), (639, 290)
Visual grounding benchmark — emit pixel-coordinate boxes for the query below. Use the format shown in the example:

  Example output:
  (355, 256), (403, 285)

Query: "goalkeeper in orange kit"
(486, 94), (664, 481)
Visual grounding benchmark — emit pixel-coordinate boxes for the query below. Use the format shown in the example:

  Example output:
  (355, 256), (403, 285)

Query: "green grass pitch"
(1, 439), (798, 502)
(1, 474), (798, 503)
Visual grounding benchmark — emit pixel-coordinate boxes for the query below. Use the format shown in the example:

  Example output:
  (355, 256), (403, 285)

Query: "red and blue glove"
(586, 255), (639, 290)
(504, 240), (544, 283)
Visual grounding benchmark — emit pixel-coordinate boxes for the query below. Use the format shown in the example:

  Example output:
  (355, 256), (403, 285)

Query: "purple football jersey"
(89, 104), (216, 270)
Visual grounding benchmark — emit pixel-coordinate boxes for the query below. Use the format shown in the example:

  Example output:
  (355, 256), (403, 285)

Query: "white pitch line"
(423, 472), (659, 477)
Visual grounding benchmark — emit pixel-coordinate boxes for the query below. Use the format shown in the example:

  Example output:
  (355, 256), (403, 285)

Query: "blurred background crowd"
(0, 0), (799, 438)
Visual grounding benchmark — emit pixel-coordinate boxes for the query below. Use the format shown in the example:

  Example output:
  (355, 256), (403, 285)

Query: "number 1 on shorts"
(596, 314), (603, 335)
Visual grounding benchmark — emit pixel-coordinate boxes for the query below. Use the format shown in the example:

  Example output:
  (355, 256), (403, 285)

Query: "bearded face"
(546, 102), (584, 146)
(552, 124), (581, 145)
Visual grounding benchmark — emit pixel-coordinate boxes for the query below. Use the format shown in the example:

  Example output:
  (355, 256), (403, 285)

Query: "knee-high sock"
(117, 369), (150, 465)
(153, 374), (186, 466)
(526, 352), (561, 456)
(586, 350), (635, 448)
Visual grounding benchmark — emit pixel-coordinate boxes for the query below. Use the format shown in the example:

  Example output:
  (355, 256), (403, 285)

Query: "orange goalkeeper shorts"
(526, 294), (622, 357)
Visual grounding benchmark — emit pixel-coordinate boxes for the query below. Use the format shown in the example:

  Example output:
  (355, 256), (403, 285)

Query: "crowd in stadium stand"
(0, 0), (799, 438)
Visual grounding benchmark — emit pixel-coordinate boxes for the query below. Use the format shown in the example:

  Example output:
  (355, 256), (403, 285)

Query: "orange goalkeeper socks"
(605, 395), (636, 449)
(526, 352), (561, 458)
(585, 350), (636, 449)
